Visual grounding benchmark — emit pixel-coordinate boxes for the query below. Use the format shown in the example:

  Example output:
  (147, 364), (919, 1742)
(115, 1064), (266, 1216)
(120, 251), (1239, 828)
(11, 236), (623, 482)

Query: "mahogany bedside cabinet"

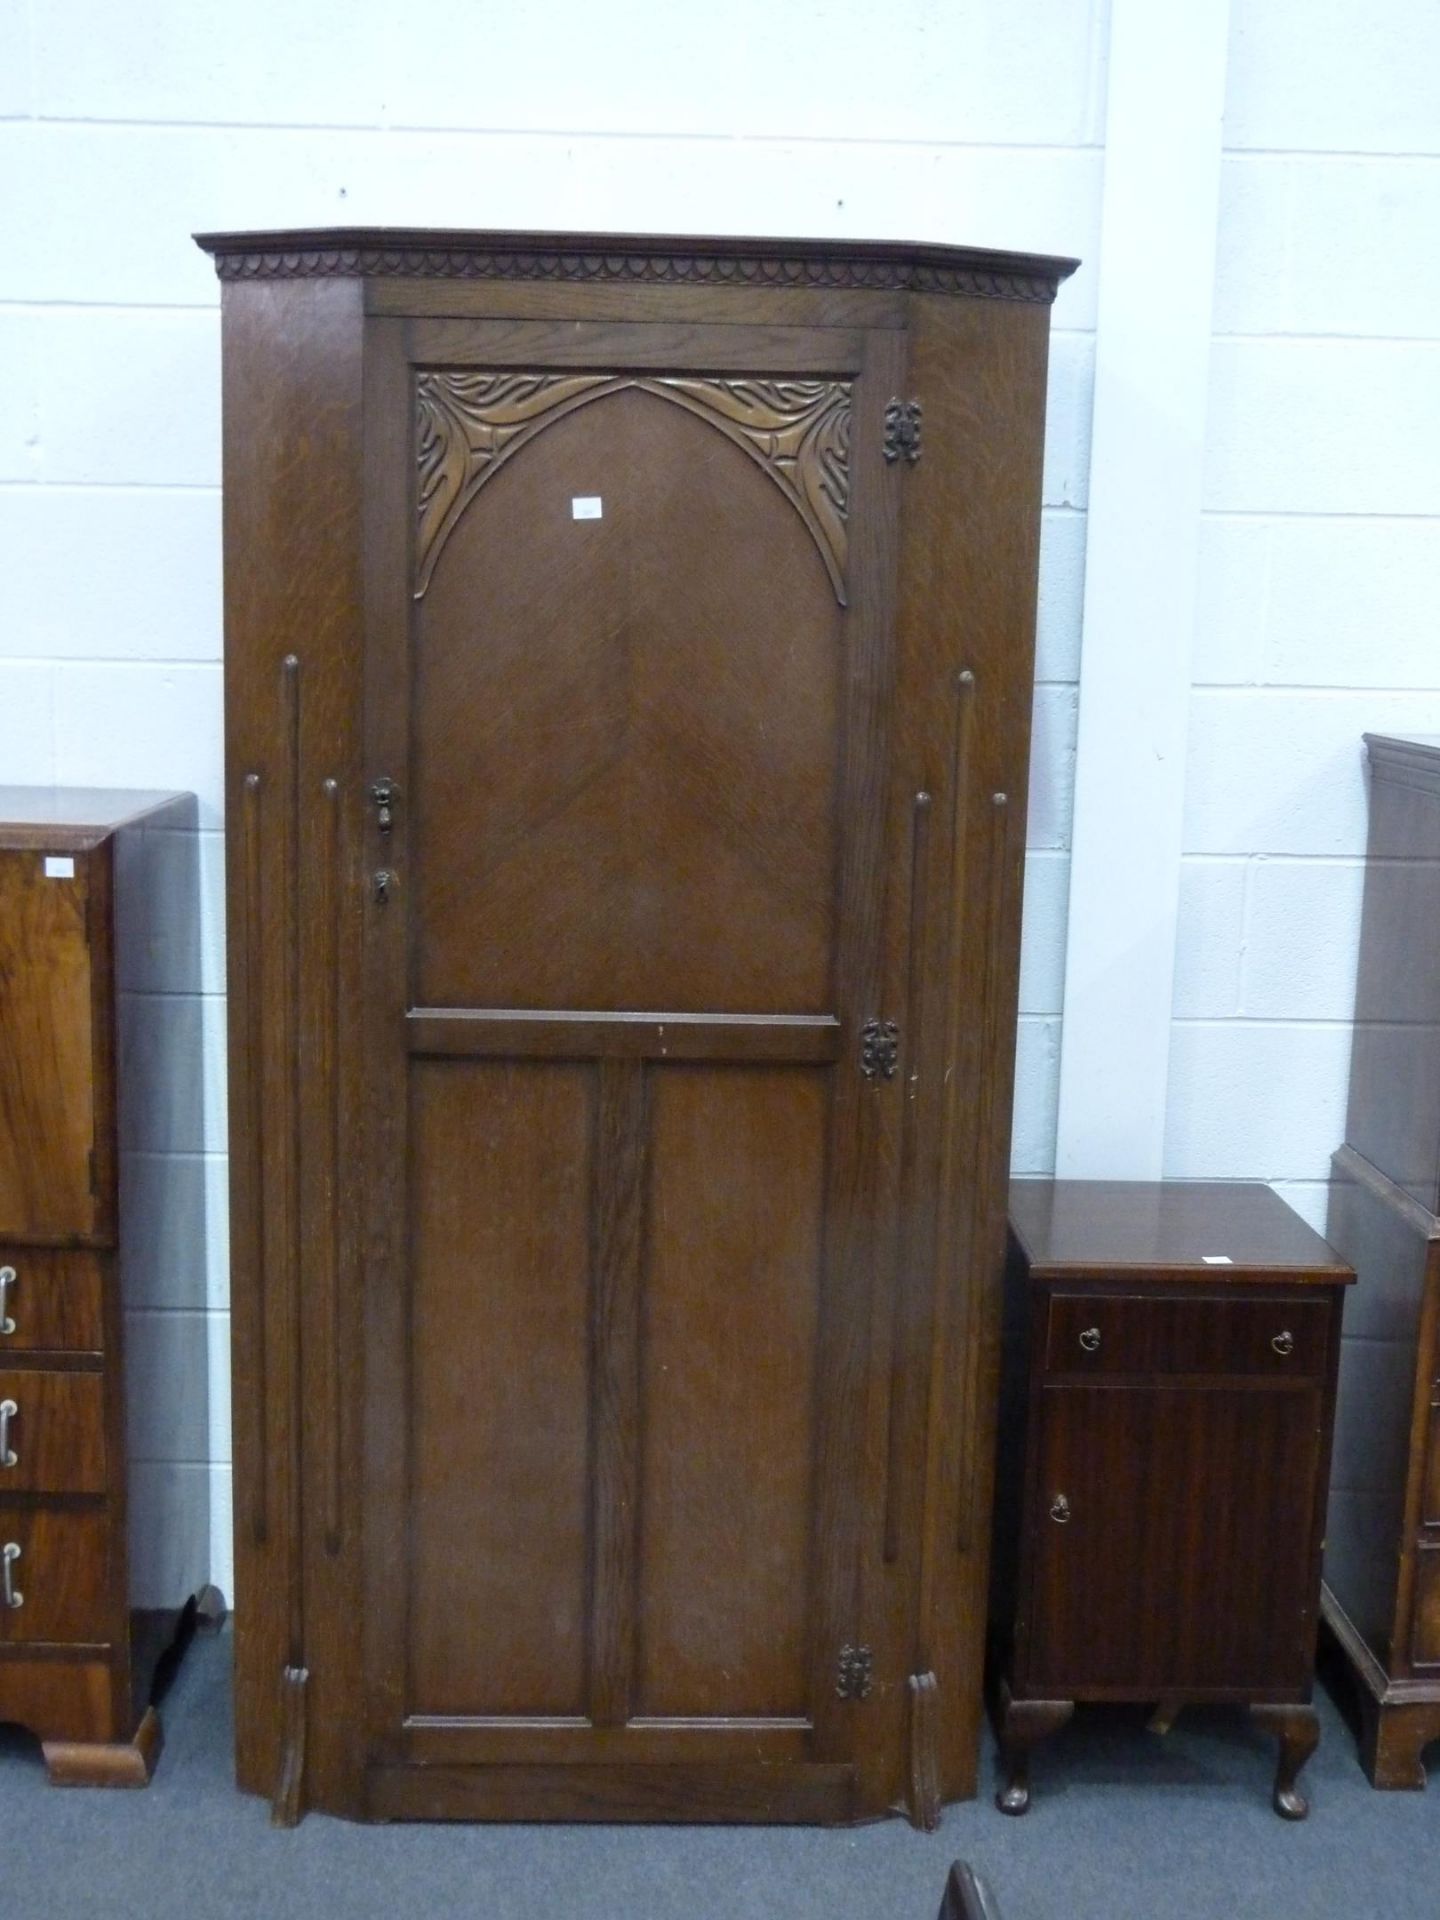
(994, 1179), (1353, 1819)
(0, 787), (212, 1785)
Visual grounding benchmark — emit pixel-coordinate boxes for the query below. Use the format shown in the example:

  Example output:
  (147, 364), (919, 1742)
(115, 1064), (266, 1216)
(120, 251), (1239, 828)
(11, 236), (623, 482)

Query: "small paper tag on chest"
(571, 496), (603, 520)
(43, 855), (76, 879)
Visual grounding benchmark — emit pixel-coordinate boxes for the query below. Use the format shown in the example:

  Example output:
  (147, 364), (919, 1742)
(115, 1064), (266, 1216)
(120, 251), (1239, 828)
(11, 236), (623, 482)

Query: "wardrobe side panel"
(882, 292), (1052, 1808)
(219, 278), (366, 1813)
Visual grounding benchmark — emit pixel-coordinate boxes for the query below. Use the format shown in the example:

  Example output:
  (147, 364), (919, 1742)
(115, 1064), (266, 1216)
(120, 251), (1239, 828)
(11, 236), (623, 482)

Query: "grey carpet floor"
(1, 1633), (1434, 1920)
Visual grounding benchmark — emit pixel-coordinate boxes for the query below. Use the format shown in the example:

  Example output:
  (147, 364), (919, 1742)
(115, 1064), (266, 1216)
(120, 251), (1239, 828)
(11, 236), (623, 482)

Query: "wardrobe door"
(359, 316), (907, 1818)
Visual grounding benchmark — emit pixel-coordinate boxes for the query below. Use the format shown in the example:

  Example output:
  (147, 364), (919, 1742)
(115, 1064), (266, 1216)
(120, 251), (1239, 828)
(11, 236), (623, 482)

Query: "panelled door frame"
(359, 310), (911, 1795)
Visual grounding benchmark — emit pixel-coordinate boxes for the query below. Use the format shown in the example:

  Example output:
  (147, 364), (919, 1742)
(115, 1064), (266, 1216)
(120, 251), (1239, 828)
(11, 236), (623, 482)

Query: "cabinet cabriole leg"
(993, 1679), (1073, 1815)
(1251, 1702), (1320, 1819)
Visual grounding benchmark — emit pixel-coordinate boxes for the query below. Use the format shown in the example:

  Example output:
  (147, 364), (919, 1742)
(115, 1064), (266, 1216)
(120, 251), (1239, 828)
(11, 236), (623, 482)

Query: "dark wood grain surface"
(0, 1249), (105, 1354)
(0, 852), (98, 1243)
(206, 227), (1065, 1824)
(1027, 1382), (1321, 1695)
(0, 1369), (106, 1492)
(0, 1506), (112, 1641)
(1011, 1177), (1352, 1280)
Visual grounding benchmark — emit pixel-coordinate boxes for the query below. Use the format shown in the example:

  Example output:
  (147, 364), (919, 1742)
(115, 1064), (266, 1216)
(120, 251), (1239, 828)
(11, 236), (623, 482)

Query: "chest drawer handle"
(2, 1542), (21, 1609)
(0, 1399), (15, 1469)
(1078, 1327), (1101, 1353)
(0, 1265), (13, 1335)
(1272, 1330), (1295, 1357)
(1049, 1494), (1071, 1524)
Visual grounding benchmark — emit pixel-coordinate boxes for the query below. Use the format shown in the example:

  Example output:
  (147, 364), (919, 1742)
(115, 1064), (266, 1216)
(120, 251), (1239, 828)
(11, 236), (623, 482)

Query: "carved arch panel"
(415, 372), (852, 605)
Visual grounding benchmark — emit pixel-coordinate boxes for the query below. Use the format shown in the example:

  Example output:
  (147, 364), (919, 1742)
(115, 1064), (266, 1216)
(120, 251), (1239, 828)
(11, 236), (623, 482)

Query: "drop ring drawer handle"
(1078, 1327), (1101, 1353)
(2, 1542), (21, 1609)
(0, 1399), (16, 1469)
(1049, 1494), (1071, 1524)
(0, 1265), (14, 1335)
(1271, 1330), (1295, 1357)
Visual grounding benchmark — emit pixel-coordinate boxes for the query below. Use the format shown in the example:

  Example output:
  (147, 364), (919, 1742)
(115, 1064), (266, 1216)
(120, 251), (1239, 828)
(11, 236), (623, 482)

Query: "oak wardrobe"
(197, 227), (1076, 1826)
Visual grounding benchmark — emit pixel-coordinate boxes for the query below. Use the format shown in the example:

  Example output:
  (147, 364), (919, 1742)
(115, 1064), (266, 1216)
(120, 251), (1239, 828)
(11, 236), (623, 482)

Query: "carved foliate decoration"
(414, 372), (852, 604)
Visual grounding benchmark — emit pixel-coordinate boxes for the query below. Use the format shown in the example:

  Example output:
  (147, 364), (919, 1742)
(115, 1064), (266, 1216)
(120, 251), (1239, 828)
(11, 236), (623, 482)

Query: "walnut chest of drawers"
(995, 1179), (1353, 1819)
(0, 787), (204, 1785)
(1323, 732), (1440, 1787)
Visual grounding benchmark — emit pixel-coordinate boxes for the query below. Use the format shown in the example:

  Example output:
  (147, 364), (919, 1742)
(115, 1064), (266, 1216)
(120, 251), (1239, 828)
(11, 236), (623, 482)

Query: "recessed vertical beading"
(240, 770), (267, 1548)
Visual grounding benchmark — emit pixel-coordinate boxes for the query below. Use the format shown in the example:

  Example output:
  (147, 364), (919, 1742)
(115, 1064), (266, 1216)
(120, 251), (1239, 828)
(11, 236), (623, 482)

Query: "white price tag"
(571, 496), (603, 520)
(1202, 1255), (1234, 1266)
(44, 856), (75, 879)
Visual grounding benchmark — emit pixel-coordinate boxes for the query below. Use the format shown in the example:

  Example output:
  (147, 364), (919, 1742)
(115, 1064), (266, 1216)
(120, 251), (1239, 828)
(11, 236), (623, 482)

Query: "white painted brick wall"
(0, 0), (1105, 1602)
(6, 0), (1434, 1602)
(1223, 0), (1440, 155)
(1170, 0), (1440, 1199)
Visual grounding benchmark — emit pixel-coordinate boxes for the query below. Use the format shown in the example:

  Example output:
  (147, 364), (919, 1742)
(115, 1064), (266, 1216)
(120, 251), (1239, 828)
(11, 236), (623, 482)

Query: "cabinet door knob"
(1078, 1326), (1101, 1353)
(1271, 1330), (1295, 1357)
(2, 1541), (21, 1609)
(0, 1265), (13, 1336)
(1049, 1494), (1071, 1525)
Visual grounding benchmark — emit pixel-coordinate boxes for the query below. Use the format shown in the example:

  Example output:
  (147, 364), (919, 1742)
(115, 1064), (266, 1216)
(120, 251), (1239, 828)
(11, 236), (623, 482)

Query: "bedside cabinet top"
(1009, 1179), (1354, 1286)
(0, 787), (194, 850)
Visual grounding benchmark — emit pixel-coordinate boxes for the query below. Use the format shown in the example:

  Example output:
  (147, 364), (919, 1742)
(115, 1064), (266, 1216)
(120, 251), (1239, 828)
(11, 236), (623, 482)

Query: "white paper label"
(1202, 1254), (1233, 1266)
(43, 856), (75, 879)
(571, 496), (603, 520)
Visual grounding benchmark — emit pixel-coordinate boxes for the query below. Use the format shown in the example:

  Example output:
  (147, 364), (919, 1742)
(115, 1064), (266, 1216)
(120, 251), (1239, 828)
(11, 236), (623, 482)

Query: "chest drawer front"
(0, 1507), (112, 1644)
(1044, 1292), (1330, 1378)
(0, 1250), (105, 1355)
(0, 1370), (106, 1493)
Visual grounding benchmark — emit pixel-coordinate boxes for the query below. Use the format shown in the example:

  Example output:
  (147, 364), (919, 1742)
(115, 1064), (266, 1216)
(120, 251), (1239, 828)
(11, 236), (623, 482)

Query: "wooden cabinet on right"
(1324, 732), (1440, 1787)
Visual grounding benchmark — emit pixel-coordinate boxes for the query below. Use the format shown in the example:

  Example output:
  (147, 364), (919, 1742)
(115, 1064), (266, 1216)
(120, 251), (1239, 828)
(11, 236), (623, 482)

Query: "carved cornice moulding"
(416, 372), (852, 603)
(195, 228), (1078, 305)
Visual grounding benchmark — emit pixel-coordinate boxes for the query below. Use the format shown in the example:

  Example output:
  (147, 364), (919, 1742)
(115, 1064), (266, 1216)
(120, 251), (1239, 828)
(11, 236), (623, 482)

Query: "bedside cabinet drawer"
(0, 1508), (112, 1644)
(0, 1250), (105, 1354)
(0, 1371), (106, 1493)
(1044, 1293), (1330, 1378)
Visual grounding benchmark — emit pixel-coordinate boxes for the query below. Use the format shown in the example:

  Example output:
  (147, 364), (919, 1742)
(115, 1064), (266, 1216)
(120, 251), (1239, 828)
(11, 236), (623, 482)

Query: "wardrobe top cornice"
(193, 225), (1079, 304)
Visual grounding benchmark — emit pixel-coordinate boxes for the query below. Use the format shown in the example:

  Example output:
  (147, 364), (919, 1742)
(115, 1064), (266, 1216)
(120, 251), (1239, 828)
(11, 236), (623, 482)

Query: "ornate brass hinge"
(861, 1019), (900, 1080)
(883, 398), (922, 465)
(836, 1644), (874, 1700)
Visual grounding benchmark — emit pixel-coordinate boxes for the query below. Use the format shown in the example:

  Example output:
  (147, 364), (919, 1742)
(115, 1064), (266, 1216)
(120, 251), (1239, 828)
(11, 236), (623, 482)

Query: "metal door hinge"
(836, 1644), (874, 1700)
(861, 1019), (900, 1080)
(883, 398), (922, 465)
(369, 776), (398, 833)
